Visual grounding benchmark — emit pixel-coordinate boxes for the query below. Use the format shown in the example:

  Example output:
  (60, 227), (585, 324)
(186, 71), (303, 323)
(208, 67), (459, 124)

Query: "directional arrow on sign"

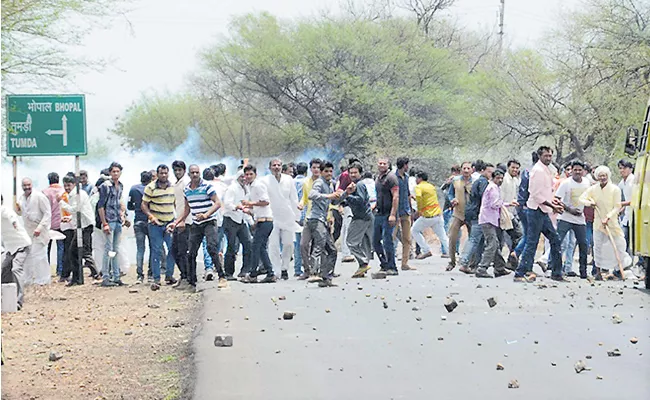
(45, 115), (68, 146)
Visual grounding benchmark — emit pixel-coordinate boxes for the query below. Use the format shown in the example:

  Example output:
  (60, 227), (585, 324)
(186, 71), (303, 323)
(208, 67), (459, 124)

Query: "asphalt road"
(192, 256), (650, 400)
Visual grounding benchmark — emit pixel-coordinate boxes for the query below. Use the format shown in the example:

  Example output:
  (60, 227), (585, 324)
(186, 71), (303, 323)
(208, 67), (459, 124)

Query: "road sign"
(5, 94), (87, 156)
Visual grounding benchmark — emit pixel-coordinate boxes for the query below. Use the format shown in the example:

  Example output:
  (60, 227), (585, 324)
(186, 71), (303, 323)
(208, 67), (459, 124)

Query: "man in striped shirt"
(142, 164), (177, 290)
(171, 164), (227, 289)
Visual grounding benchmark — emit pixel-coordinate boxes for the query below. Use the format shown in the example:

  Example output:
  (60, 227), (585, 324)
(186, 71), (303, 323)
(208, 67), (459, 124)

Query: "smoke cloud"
(1, 126), (332, 202)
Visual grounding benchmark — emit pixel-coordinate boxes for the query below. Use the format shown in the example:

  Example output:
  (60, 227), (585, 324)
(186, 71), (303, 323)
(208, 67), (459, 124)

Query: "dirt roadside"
(1, 267), (201, 400)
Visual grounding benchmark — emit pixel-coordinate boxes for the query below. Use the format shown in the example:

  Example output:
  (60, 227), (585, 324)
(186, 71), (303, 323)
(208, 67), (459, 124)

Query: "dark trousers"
(556, 220), (588, 277)
(188, 221), (224, 284)
(172, 226), (190, 281)
(63, 225), (95, 283)
(478, 224), (507, 271)
(373, 214), (396, 270)
(249, 220), (274, 277)
(134, 221), (152, 279)
(223, 216), (252, 276)
(306, 219), (337, 279)
(332, 208), (343, 243)
(515, 208), (562, 277)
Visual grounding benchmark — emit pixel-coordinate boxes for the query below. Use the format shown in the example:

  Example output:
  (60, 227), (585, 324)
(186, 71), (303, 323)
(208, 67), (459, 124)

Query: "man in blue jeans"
(373, 157), (399, 275)
(241, 164), (277, 283)
(128, 170), (153, 283)
(142, 164), (177, 290)
(514, 147), (565, 282)
(98, 162), (129, 287)
(458, 162), (494, 274)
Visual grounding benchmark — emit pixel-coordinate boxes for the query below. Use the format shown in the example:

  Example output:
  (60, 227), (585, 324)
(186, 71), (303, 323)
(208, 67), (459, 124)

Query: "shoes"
(66, 281), (81, 287)
(318, 279), (337, 287)
(416, 252), (432, 260)
(173, 281), (189, 290)
(475, 268), (493, 278)
(445, 263), (456, 271)
(150, 282), (161, 291)
(260, 274), (277, 283)
(401, 265), (416, 271)
(550, 275), (569, 282)
(114, 280), (125, 287)
(147, 276), (154, 284)
(241, 274), (257, 284)
(459, 265), (475, 274)
(494, 269), (511, 278)
(165, 277), (177, 285)
(204, 270), (215, 281)
(136, 276), (143, 284)
(440, 253), (450, 259)
(352, 264), (371, 278)
(281, 271), (289, 280)
(297, 273), (310, 281)
(566, 271), (578, 277)
(101, 280), (116, 287)
(217, 278), (228, 288)
(237, 270), (246, 278)
(294, 272), (302, 277)
(507, 253), (518, 270)
(386, 269), (399, 276)
(58, 277), (68, 283)
(226, 275), (238, 281)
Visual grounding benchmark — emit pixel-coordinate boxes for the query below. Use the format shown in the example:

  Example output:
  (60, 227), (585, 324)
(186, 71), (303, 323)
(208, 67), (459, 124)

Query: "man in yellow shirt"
(580, 165), (631, 278)
(411, 171), (449, 260)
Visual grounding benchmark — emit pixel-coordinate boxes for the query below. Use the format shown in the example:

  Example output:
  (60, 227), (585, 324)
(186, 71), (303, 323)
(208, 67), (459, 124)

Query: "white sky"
(11, 0), (582, 141)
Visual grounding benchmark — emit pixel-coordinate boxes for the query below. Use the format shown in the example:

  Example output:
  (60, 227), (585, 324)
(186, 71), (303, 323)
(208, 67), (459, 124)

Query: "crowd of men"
(1, 147), (642, 310)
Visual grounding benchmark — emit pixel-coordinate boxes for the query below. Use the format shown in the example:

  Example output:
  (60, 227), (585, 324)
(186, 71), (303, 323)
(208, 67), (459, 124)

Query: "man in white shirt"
(500, 159), (523, 266)
(263, 158), (300, 280)
(617, 159), (635, 255)
(171, 161), (193, 289)
(16, 177), (52, 285)
(241, 164), (276, 283)
(204, 164), (229, 280)
(222, 171), (253, 279)
(555, 161), (591, 279)
(2, 195), (31, 309)
(60, 175), (97, 285)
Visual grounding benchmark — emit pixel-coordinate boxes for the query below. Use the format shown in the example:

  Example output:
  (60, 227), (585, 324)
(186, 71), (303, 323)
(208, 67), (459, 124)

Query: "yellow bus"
(624, 96), (650, 289)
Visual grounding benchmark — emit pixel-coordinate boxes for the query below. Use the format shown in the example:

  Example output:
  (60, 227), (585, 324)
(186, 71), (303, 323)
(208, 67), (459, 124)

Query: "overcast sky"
(28, 0), (583, 140)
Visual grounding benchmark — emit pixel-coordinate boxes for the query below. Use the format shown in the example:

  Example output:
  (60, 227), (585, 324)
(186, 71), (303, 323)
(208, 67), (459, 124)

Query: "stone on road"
(192, 256), (650, 399)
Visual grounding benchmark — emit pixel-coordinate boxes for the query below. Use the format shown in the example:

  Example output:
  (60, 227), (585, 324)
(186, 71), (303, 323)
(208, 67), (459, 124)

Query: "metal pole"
(498, 0), (505, 55)
(75, 155), (84, 284)
(12, 157), (17, 212)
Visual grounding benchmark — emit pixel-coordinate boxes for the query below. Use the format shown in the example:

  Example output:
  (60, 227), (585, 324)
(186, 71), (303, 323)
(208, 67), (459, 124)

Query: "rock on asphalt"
(192, 256), (650, 400)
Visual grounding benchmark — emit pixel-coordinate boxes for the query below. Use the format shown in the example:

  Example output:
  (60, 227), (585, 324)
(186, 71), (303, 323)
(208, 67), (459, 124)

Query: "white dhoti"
(593, 231), (632, 271)
(23, 241), (50, 285)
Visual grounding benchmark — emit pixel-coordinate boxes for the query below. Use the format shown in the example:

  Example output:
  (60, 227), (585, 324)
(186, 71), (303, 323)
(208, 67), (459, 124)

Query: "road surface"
(192, 256), (650, 400)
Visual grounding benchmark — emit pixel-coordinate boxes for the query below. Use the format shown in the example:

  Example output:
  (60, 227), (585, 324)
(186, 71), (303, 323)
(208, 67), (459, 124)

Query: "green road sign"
(5, 94), (87, 156)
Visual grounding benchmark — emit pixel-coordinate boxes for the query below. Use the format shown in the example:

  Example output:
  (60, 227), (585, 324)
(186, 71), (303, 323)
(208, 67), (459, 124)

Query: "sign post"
(6, 94), (87, 284)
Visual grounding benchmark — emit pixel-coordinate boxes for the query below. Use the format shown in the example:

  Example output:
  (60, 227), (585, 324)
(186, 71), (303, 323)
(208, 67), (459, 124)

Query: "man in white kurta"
(17, 178), (52, 285)
(263, 159), (300, 280)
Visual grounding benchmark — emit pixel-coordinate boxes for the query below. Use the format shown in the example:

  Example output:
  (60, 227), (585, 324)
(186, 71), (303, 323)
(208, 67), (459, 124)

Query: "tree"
(197, 13), (480, 165)
(477, 0), (650, 165)
(1, 0), (130, 90)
